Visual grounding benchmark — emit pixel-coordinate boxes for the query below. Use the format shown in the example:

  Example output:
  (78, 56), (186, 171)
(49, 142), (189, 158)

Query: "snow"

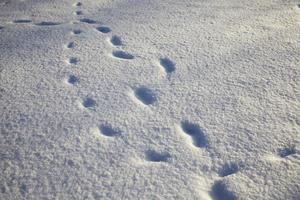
(0, 0), (299, 199)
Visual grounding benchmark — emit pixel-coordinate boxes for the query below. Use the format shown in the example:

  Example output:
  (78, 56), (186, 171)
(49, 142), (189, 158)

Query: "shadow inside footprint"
(75, 11), (83, 15)
(145, 150), (171, 162)
(35, 21), (60, 26)
(181, 121), (208, 148)
(67, 42), (75, 48)
(160, 57), (175, 73)
(73, 29), (82, 35)
(69, 57), (79, 64)
(79, 18), (97, 24)
(13, 19), (32, 23)
(218, 163), (240, 177)
(83, 98), (96, 108)
(134, 87), (156, 105)
(110, 35), (122, 46)
(68, 75), (79, 85)
(99, 124), (121, 137)
(75, 2), (82, 6)
(210, 181), (236, 200)
(19, 184), (27, 197)
(96, 26), (111, 33)
(278, 145), (296, 158)
(112, 50), (134, 60)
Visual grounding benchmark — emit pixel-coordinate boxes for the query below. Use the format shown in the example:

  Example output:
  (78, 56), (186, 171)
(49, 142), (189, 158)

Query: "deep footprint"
(99, 124), (121, 137)
(68, 57), (79, 64)
(35, 22), (61, 26)
(145, 150), (171, 162)
(278, 145), (296, 158)
(73, 29), (82, 35)
(180, 121), (208, 148)
(13, 19), (32, 23)
(67, 75), (79, 85)
(110, 35), (122, 46)
(160, 57), (175, 73)
(75, 11), (83, 15)
(67, 42), (75, 48)
(79, 18), (97, 24)
(134, 87), (157, 105)
(82, 97), (96, 108)
(218, 163), (240, 177)
(75, 2), (82, 6)
(112, 50), (134, 60)
(96, 26), (111, 33)
(210, 181), (236, 200)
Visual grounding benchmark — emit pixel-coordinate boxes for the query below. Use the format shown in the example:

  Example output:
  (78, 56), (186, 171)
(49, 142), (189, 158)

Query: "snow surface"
(0, 0), (300, 199)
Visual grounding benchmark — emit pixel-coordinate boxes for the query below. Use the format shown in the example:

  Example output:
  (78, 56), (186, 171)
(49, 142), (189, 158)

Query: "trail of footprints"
(6, 2), (298, 199)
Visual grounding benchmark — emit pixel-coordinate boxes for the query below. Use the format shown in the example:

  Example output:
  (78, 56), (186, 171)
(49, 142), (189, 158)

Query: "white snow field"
(0, 0), (300, 199)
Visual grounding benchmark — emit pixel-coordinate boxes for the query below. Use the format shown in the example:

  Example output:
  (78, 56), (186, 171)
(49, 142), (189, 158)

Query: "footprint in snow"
(66, 42), (75, 49)
(110, 35), (122, 46)
(133, 87), (157, 105)
(179, 121), (208, 148)
(74, 2), (82, 7)
(35, 21), (61, 26)
(72, 29), (82, 35)
(159, 57), (175, 74)
(210, 181), (237, 200)
(278, 144), (296, 158)
(218, 162), (240, 177)
(82, 97), (96, 109)
(75, 11), (83, 15)
(99, 124), (122, 137)
(112, 50), (134, 60)
(96, 26), (111, 33)
(145, 150), (171, 162)
(66, 75), (79, 85)
(68, 57), (79, 65)
(79, 18), (97, 24)
(12, 19), (32, 24)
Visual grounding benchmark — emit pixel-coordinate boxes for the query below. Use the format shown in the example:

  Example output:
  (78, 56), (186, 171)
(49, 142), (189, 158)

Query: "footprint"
(99, 124), (121, 137)
(13, 19), (32, 23)
(82, 97), (96, 109)
(145, 150), (171, 162)
(210, 181), (236, 200)
(278, 144), (296, 158)
(67, 75), (79, 85)
(66, 159), (75, 167)
(74, 2), (82, 6)
(159, 57), (175, 74)
(66, 42), (75, 48)
(72, 29), (82, 35)
(180, 121), (208, 148)
(19, 183), (27, 197)
(35, 21), (61, 26)
(134, 87), (157, 105)
(96, 26), (111, 33)
(110, 35), (122, 46)
(112, 50), (134, 60)
(218, 163), (240, 177)
(75, 11), (83, 15)
(79, 18), (97, 24)
(68, 57), (79, 64)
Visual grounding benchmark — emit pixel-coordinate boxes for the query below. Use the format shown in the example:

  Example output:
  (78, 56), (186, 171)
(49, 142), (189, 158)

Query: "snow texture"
(0, 0), (300, 199)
